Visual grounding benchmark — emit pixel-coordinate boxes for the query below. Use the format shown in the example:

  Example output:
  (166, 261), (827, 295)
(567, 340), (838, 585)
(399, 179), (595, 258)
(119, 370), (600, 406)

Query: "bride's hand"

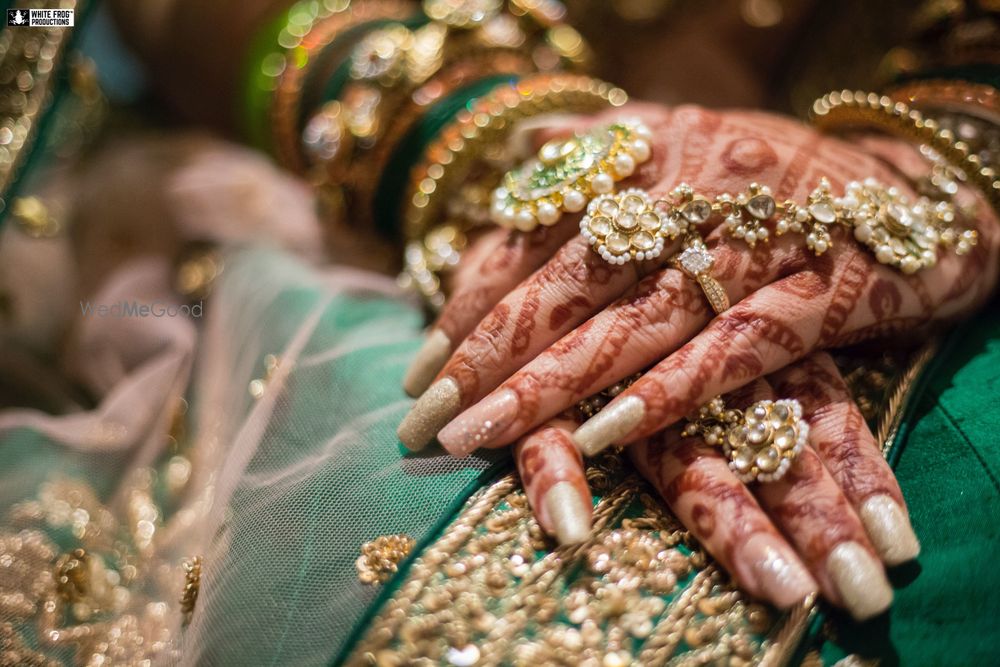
(515, 352), (918, 621)
(396, 104), (999, 455)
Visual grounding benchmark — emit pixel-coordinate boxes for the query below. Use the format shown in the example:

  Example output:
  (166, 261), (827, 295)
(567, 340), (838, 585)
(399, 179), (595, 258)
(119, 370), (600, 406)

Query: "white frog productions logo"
(7, 8), (75, 27)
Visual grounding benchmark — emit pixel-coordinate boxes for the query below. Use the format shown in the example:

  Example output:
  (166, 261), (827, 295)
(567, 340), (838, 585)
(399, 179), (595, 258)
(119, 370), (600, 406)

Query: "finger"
(514, 417), (592, 545)
(756, 443), (893, 620)
(572, 265), (833, 455)
(629, 423), (818, 609)
(770, 352), (919, 566)
(737, 374), (893, 621)
(397, 233), (668, 450)
(436, 230), (813, 456)
(402, 222), (578, 397)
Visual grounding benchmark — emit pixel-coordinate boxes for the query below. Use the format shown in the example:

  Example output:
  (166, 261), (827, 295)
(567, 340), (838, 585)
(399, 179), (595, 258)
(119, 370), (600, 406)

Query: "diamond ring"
(672, 234), (730, 314)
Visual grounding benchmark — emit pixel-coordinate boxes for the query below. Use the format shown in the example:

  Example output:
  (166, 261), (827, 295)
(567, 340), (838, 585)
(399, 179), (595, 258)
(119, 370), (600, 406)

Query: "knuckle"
(714, 312), (766, 364)
(449, 310), (509, 376)
(671, 104), (717, 131)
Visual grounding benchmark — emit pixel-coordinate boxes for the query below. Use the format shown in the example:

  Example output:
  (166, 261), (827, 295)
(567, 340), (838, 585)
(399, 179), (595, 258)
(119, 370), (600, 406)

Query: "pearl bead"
(536, 202), (561, 226)
(614, 153), (636, 178)
(900, 256), (920, 274)
(501, 207), (516, 226)
(592, 172), (614, 194)
(514, 209), (536, 231)
(631, 139), (651, 162)
(563, 189), (587, 212)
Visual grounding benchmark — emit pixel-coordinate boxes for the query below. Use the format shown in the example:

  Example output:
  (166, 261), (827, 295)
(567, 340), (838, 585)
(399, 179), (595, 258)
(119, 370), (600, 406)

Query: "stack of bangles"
(242, 3), (1000, 486)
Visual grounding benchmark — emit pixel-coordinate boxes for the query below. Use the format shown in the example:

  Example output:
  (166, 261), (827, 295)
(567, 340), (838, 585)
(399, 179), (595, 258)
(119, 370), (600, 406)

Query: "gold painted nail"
(859, 494), (920, 566)
(396, 378), (461, 451)
(741, 534), (818, 608)
(402, 329), (452, 398)
(827, 541), (894, 621)
(437, 389), (519, 456)
(543, 481), (592, 545)
(572, 396), (645, 457)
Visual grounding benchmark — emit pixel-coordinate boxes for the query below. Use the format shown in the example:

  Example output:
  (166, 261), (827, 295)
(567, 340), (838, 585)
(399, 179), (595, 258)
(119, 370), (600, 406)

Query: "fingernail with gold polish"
(741, 534), (818, 608)
(437, 389), (519, 457)
(402, 329), (452, 398)
(827, 541), (893, 621)
(572, 396), (645, 457)
(859, 494), (920, 566)
(543, 481), (592, 545)
(397, 378), (461, 451)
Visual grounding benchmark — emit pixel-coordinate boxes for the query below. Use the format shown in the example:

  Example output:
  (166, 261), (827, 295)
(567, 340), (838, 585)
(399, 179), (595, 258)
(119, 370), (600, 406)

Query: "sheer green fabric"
(178, 248), (507, 665)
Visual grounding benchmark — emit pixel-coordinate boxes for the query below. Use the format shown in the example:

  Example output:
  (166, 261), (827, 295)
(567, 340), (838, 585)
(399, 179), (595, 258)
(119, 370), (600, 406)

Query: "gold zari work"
(347, 457), (799, 667)
(358, 534), (416, 584)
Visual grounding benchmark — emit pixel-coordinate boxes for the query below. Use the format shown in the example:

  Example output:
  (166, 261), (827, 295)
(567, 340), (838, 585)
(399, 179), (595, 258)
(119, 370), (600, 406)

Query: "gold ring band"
(672, 235), (730, 315)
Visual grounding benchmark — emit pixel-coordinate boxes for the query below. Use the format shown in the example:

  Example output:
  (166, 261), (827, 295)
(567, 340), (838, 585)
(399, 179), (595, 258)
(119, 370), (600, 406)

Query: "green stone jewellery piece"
(490, 120), (653, 232)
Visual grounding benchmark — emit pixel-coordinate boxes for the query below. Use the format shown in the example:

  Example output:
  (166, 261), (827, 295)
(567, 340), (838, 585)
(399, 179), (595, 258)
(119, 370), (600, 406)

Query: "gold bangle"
(810, 89), (1000, 213)
(887, 79), (1000, 123)
(318, 0), (592, 220)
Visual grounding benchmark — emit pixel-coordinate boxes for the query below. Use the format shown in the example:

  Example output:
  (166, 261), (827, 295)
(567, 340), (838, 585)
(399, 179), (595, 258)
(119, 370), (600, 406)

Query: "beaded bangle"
(810, 90), (1000, 213)
(372, 73), (524, 238)
(886, 80), (1000, 180)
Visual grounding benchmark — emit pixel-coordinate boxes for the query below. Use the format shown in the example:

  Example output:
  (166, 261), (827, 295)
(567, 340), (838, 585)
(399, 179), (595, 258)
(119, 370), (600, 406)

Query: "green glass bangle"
(241, 4), (297, 152)
(241, 1), (356, 151)
(373, 74), (518, 240)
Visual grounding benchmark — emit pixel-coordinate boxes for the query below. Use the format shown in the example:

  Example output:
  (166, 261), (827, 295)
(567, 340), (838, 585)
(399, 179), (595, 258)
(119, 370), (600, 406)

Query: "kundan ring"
(579, 189), (685, 264)
(682, 396), (808, 483)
